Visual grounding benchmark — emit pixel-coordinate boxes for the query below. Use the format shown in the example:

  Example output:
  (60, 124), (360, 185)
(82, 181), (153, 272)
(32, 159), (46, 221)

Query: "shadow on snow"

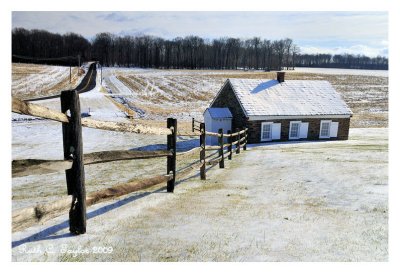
(11, 164), (217, 249)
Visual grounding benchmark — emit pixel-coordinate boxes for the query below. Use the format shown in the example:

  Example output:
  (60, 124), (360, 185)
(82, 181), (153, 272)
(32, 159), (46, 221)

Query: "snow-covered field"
(102, 68), (223, 121)
(294, 67), (388, 77)
(11, 64), (388, 261)
(11, 64), (388, 127)
(101, 67), (388, 127)
(12, 63), (85, 100)
(12, 128), (387, 262)
(19, 70), (127, 122)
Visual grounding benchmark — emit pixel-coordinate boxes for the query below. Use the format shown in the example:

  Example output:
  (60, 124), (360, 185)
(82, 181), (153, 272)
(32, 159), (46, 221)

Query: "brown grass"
(351, 113), (388, 128)
(12, 63), (82, 99)
(13, 63), (387, 127)
(114, 69), (387, 127)
(133, 119), (192, 132)
(208, 71), (388, 127)
(99, 87), (137, 117)
(118, 69), (389, 129)
(117, 75), (144, 91)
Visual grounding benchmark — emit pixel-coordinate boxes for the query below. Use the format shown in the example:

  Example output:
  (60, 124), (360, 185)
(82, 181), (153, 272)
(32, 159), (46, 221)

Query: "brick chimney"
(277, 72), (285, 83)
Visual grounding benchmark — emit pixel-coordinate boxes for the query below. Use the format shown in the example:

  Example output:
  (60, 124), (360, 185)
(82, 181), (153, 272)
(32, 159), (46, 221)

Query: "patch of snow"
(294, 67), (388, 77)
(24, 72), (127, 122)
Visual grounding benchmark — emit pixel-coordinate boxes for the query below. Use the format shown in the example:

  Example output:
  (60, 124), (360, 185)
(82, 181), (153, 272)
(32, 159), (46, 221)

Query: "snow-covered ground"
(12, 69), (127, 123)
(294, 67), (388, 77)
(102, 67), (223, 121)
(11, 64), (388, 127)
(12, 66), (176, 210)
(100, 67), (388, 127)
(12, 117), (198, 210)
(11, 64), (388, 261)
(12, 128), (387, 262)
(12, 63), (85, 99)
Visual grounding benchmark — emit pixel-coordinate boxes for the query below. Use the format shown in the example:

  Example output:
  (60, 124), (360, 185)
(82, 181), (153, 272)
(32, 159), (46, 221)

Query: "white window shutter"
(300, 122), (309, 138)
(272, 123), (281, 140)
(330, 122), (339, 137)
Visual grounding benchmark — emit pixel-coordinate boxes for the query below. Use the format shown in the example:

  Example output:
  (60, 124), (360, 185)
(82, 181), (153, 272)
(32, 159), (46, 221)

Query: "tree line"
(86, 32), (298, 70)
(12, 28), (91, 66)
(12, 28), (388, 70)
(295, 53), (388, 70)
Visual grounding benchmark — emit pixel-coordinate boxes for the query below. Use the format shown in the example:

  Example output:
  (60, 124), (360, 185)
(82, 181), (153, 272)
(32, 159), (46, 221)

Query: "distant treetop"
(12, 28), (388, 70)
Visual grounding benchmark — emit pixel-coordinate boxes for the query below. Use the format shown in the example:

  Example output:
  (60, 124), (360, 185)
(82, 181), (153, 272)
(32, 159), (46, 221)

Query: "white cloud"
(12, 11), (387, 39)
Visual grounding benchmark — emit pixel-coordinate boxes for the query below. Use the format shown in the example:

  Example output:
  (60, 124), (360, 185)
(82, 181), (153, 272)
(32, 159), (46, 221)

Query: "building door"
(205, 118), (232, 145)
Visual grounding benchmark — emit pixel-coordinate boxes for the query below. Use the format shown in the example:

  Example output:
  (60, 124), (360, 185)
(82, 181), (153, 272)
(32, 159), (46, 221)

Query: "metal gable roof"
(205, 107), (233, 119)
(227, 78), (353, 117)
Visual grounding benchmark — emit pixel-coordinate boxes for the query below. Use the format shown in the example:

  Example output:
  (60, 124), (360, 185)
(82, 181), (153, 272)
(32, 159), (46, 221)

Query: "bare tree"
(12, 27), (388, 70)
(283, 38), (293, 70)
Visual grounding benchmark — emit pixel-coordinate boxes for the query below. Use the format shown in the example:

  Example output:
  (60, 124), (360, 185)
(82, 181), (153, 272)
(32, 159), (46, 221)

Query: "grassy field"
(11, 64), (388, 127)
(12, 63), (84, 100)
(104, 68), (388, 128)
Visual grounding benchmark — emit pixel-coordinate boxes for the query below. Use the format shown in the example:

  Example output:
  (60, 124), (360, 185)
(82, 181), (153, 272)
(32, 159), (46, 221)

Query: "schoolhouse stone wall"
(246, 118), (350, 144)
(211, 82), (248, 131)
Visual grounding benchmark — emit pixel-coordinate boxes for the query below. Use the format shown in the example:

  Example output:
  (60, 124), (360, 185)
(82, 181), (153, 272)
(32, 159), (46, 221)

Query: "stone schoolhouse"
(206, 72), (352, 144)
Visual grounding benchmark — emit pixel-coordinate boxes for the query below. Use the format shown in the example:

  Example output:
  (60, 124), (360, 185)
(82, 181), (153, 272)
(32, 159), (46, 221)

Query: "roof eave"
(248, 114), (352, 121)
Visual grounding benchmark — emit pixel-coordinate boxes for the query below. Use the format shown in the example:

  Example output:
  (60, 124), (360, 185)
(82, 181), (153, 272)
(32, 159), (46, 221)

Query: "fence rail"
(205, 145), (220, 151)
(12, 150), (173, 177)
(177, 131), (201, 137)
(192, 118), (202, 133)
(13, 174), (172, 232)
(13, 97), (172, 135)
(11, 91), (248, 234)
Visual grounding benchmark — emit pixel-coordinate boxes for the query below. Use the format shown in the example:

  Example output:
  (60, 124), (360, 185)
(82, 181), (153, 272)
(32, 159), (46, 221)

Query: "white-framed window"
(320, 120), (331, 138)
(289, 121), (301, 140)
(261, 122), (273, 141)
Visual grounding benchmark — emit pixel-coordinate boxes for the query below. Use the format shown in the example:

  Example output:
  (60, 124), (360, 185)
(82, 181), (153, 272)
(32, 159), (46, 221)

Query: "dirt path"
(12, 128), (387, 262)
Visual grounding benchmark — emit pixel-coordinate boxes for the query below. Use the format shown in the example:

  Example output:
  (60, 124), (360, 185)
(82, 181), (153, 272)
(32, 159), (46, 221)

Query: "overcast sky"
(12, 11), (388, 57)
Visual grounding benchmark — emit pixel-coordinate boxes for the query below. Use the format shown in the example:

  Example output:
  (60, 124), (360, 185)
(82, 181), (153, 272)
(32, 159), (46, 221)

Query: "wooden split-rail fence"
(11, 92), (248, 235)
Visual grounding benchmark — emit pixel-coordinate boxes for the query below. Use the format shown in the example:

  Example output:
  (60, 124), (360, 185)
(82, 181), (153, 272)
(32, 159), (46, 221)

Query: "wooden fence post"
(167, 118), (177, 192)
(227, 130), (232, 160)
(243, 127), (247, 151)
(236, 127), (241, 154)
(200, 122), (206, 180)
(218, 128), (224, 168)
(61, 90), (86, 235)
(192, 117), (195, 132)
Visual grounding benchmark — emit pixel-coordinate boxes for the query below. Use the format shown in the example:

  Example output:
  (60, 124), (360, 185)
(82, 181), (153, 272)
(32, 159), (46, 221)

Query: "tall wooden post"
(218, 128), (224, 168)
(243, 127), (247, 151)
(167, 118), (177, 192)
(192, 117), (195, 132)
(236, 128), (241, 154)
(200, 122), (206, 180)
(227, 130), (232, 160)
(61, 90), (86, 235)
